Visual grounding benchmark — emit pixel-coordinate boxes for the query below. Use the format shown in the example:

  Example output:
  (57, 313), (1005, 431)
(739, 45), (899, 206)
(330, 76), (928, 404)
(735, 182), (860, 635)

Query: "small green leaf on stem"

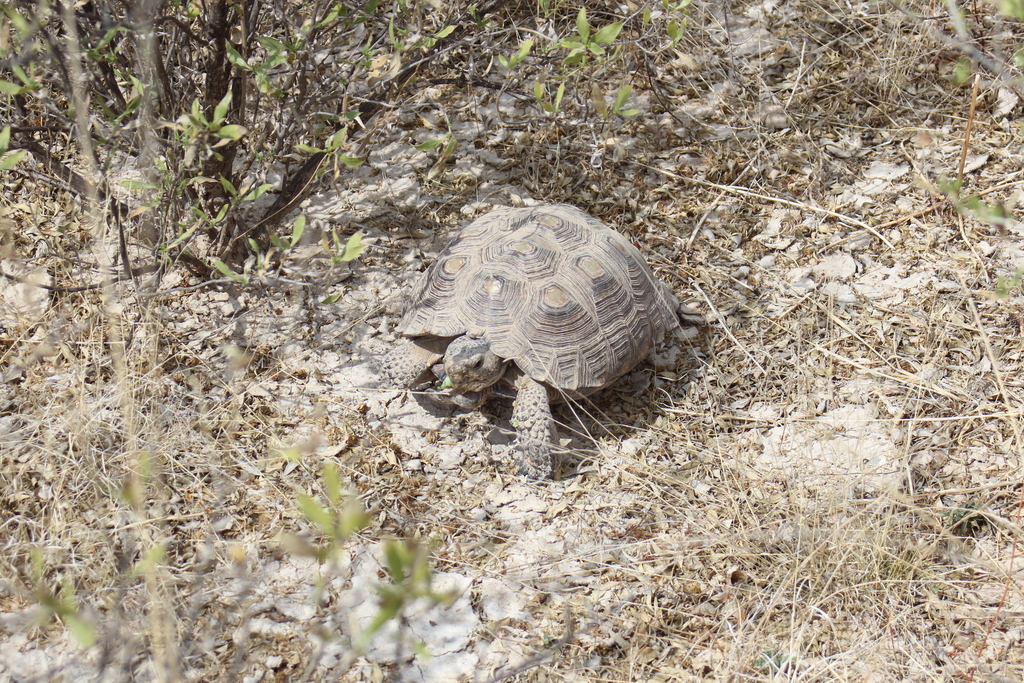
(0, 150), (27, 170)
(1001, 0), (1024, 18)
(952, 57), (972, 85)
(216, 124), (246, 140)
(296, 493), (335, 536)
(576, 7), (590, 42)
(340, 232), (365, 261)
(667, 19), (683, 45)
(593, 22), (623, 45)
(291, 214), (306, 245)
(213, 91), (232, 124)
(225, 43), (252, 71)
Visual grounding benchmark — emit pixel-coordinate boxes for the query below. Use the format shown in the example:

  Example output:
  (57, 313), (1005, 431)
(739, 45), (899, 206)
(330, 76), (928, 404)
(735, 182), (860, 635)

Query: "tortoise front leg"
(512, 376), (557, 479)
(379, 337), (449, 388)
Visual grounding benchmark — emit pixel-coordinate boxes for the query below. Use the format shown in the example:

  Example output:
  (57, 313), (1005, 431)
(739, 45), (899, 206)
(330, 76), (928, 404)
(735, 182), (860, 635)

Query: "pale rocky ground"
(3, 1), (1024, 681)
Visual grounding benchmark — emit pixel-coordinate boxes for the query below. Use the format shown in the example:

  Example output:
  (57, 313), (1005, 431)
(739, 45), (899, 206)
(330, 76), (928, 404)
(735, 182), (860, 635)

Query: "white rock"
(759, 404), (900, 496)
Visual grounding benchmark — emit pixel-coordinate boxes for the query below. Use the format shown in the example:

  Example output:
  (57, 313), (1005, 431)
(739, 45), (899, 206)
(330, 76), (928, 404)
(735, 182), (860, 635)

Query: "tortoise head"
(443, 335), (507, 392)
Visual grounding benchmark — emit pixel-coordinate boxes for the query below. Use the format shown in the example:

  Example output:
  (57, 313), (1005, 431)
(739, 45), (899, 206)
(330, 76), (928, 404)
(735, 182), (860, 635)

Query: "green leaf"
(216, 124), (246, 140)
(295, 143), (324, 154)
(213, 91), (232, 125)
(384, 542), (411, 582)
(338, 500), (368, 538)
(255, 35), (287, 53)
(213, 203), (230, 223)
(435, 25), (455, 38)
(666, 19), (683, 45)
(418, 133), (455, 158)
(338, 154), (364, 168)
(415, 138), (444, 152)
(340, 232), (365, 261)
(0, 80), (23, 95)
(121, 93), (141, 118)
(952, 57), (972, 84)
(321, 293), (343, 304)
(190, 98), (206, 125)
(329, 128), (349, 150)
(323, 462), (343, 505)
(0, 126), (10, 152)
(118, 179), (160, 190)
(254, 70), (278, 95)
(296, 493), (335, 535)
(291, 214), (306, 244)
(264, 51), (291, 70)
(506, 39), (533, 69)
(534, 80), (545, 104)
(936, 176), (963, 196)
(593, 22), (623, 45)
(388, 17), (399, 49)
(364, 592), (403, 639)
(411, 552), (432, 588)
(554, 82), (566, 110)
(564, 47), (585, 66)
(65, 614), (96, 648)
(11, 65), (33, 86)
(225, 42), (251, 71)
(442, 135), (457, 156)
(5, 6), (29, 33)
(96, 26), (125, 51)
(241, 183), (274, 201)
(1001, 0), (1024, 18)
(613, 84), (632, 111)
(0, 150), (26, 170)
(318, 5), (344, 26)
(576, 7), (590, 42)
(219, 176), (237, 198)
(212, 259), (246, 283)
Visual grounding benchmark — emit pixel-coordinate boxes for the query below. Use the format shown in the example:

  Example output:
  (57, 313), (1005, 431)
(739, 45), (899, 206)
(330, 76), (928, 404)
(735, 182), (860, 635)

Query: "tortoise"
(380, 204), (680, 479)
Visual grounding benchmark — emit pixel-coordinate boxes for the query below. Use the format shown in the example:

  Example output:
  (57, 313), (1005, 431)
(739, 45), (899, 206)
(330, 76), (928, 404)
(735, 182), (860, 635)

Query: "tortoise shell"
(397, 204), (678, 393)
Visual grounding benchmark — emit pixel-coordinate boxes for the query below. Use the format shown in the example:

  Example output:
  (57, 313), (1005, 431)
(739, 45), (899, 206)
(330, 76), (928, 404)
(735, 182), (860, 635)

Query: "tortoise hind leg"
(512, 375), (558, 479)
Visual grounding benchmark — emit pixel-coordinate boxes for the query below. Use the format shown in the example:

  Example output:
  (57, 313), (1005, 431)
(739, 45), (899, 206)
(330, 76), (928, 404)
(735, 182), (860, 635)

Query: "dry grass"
(3, 0), (1024, 681)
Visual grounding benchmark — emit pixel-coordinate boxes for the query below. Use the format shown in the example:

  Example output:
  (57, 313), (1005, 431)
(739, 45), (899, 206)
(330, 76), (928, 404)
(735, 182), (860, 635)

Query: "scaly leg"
(379, 337), (447, 388)
(512, 375), (556, 479)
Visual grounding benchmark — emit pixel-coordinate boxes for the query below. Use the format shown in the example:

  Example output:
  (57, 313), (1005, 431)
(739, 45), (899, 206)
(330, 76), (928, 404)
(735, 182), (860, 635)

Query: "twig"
(957, 73), (982, 184)
(692, 283), (766, 376)
(639, 162), (896, 250)
(240, 0), (513, 252)
(485, 605), (574, 683)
